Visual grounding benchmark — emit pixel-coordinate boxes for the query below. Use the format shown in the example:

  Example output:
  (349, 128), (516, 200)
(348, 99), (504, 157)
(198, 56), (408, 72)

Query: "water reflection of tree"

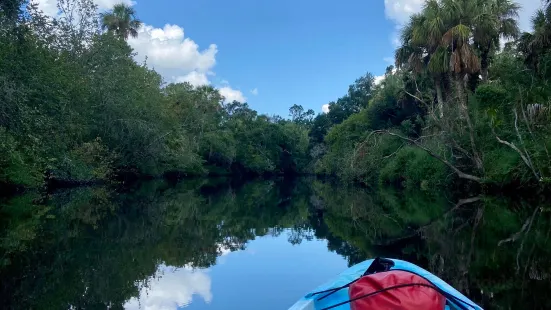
(1, 179), (550, 309)
(310, 180), (551, 309)
(0, 178), (314, 309)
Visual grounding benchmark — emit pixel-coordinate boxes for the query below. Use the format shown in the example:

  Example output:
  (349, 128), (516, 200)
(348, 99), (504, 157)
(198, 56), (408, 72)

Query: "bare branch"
(498, 206), (540, 272)
(445, 196), (482, 216)
(518, 86), (549, 172)
(492, 126), (540, 181)
(514, 108), (540, 178)
(404, 90), (432, 111)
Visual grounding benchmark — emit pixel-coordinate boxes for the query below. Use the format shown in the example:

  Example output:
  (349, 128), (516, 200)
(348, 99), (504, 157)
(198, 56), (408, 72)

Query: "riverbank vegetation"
(3, 0), (551, 190)
(0, 0), (313, 189)
(314, 0), (551, 189)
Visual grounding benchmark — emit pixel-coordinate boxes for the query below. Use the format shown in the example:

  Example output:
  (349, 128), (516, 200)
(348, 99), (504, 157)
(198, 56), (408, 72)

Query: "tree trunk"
(480, 48), (489, 82)
(435, 78), (444, 118)
(454, 73), (483, 171)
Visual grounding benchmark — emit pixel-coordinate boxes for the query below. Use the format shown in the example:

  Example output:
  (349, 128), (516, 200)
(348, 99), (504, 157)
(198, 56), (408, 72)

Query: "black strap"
(308, 257), (395, 301)
(315, 278), (359, 301)
(321, 283), (438, 310)
(310, 267), (477, 310)
(321, 282), (475, 310)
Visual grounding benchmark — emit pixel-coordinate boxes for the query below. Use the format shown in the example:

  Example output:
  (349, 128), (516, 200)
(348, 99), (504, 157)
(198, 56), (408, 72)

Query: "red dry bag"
(349, 270), (446, 310)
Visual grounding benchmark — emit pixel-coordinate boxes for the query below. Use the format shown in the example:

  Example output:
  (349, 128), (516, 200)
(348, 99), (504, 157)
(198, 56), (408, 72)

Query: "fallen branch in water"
(445, 196), (482, 216)
(498, 206), (541, 247)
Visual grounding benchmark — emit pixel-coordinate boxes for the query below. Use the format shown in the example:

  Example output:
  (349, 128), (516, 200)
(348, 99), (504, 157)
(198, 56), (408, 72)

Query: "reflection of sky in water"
(125, 229), (348, 310)
(124, 266), (212, 310)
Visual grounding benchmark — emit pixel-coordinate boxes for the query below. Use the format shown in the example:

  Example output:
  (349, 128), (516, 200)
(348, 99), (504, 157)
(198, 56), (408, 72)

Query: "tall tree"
(439, 0), (483, 170)
(396, 0), (486, 170)
(100, 3), (142, 39)
(396, 2), (448, 117)
(518, 2), (551, 71)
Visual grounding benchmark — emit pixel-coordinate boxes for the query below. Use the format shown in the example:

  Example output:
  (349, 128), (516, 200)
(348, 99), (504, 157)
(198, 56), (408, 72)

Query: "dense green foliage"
(312, 0), (551, 188)
(4, 0), (551, 190)
(1, 179), (549, 309)
(0, 1), (313, 188)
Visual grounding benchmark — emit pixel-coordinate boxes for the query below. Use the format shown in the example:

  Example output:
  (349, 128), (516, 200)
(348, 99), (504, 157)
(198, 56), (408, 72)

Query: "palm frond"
(500, 18), (520, 39)
(532, 10), (547, 32)
(460, 44), (481, 74)
(129, 20), (142, 30)
(395, 46), (413, 69)
(129, 28), (139, 39)
(408, 50), (425, 73)
(442, 24), (471, 46)
(100, 3), (143, 40)
(428, 46), (449, 74)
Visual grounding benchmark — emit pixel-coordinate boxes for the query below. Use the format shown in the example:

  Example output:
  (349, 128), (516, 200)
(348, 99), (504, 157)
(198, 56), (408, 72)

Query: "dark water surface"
(0, 178), (550, 309)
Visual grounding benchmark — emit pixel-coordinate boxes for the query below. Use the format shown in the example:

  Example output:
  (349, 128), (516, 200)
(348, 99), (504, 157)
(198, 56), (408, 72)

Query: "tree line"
(0, 1), (313, 189)
(2, 0), (551, 190)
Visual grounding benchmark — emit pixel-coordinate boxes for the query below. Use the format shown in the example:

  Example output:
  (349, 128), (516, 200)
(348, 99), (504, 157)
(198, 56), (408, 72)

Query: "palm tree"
(100, 3), (142, 40)
(472, 0), (520, 81)
(396, 1), (450, 117)
(395, 13), (426, 73)
(438, 0), (484, 170)
(397, 0), (483, 168)
(396, 0), (478, 114)
(518, 3), (551, 71)
(421, 0), (449, 117)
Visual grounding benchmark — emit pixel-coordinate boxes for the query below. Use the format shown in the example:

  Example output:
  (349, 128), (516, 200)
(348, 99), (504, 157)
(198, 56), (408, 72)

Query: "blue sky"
(35, 0), (543, 116)
(133, 0), (395, 116)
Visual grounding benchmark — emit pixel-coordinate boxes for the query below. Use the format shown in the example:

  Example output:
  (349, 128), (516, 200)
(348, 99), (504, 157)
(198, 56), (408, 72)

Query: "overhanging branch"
(360, 130), (482, 183)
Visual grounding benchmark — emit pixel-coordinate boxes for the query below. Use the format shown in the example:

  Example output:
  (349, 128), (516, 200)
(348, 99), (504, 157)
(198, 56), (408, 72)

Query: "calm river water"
(0, 178), (549, 309)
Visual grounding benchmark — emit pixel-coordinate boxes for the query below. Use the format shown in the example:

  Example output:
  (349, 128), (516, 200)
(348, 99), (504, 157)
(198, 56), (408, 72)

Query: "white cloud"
(384, 0), (424, 25)
(32, 0), (58, 16)
(128, 24), (217, 77)
(250, 88), (259, 95)
(128, 24), (249, 99)
(384, 0), (424, 47)
(219, 86), (246, 103)
(321, 104), (330, 114)
(124, 265), (212, 310)
(129, 24), (249, 99)
(175, 71), (209, 87)
(374, 75), (385, 85)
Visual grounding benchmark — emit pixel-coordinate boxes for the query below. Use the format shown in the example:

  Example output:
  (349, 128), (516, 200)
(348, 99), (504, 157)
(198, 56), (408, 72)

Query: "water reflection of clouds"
(124, 265), (212, 310)
(125, 245), (235, 310)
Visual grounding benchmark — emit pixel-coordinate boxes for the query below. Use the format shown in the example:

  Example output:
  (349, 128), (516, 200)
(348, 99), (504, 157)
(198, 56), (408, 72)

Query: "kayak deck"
(288, 258), (483, 310)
